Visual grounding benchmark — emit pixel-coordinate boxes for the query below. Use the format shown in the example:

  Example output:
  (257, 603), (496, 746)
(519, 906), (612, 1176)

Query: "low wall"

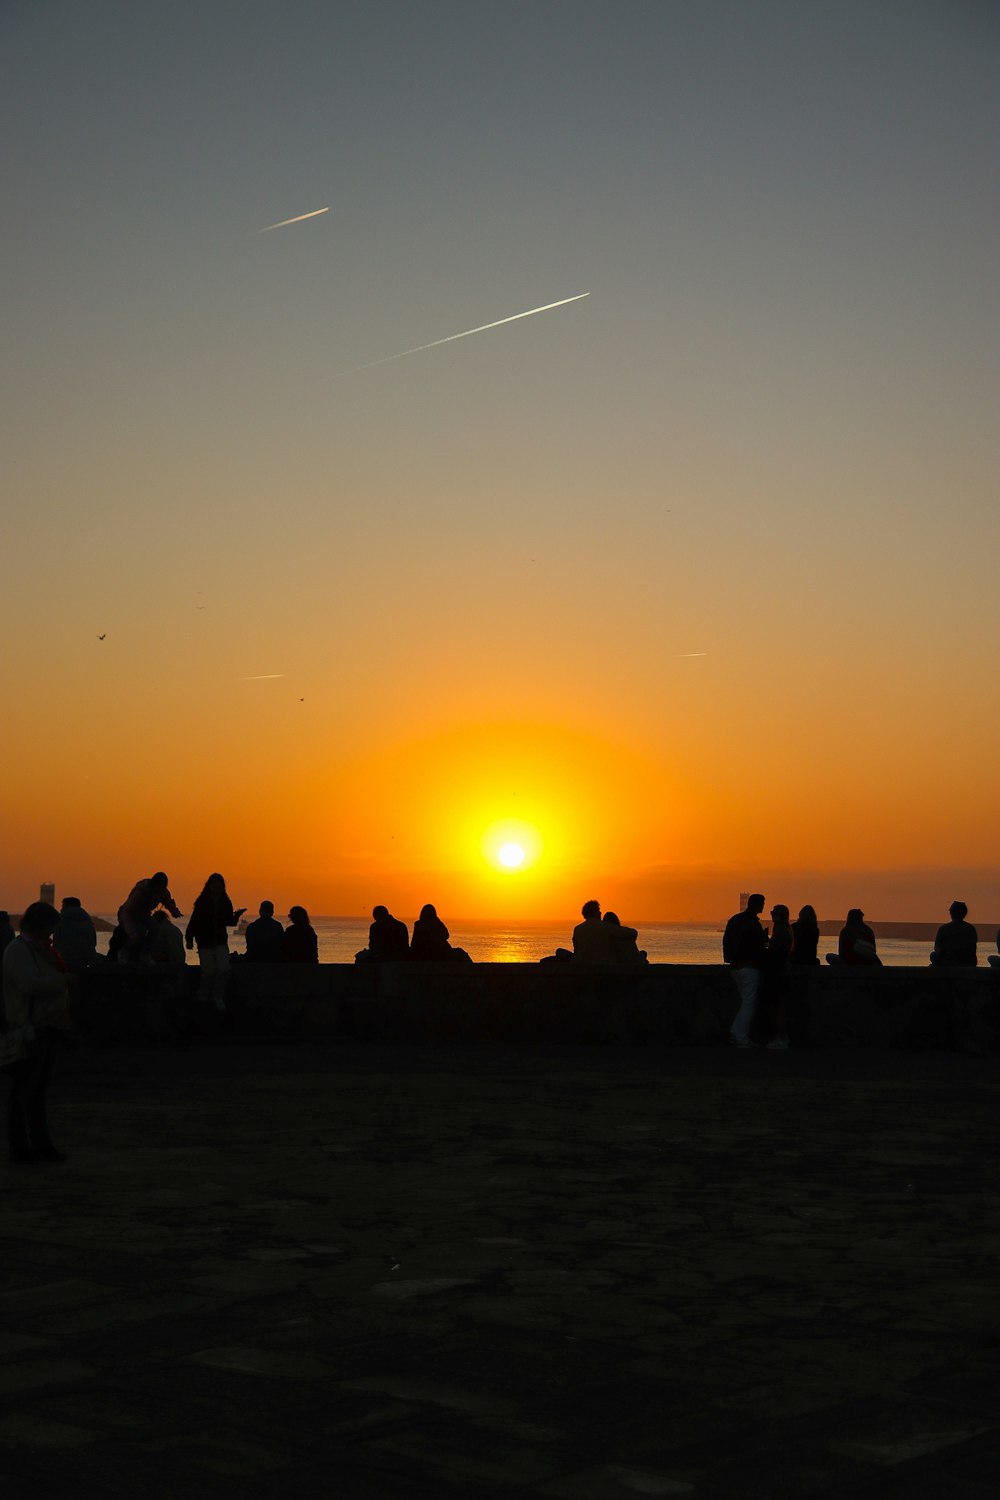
(72, 962), (1000, 1051)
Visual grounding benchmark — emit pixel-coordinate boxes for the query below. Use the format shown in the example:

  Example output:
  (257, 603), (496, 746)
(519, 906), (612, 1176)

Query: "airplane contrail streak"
(242, 673), (286, 680)
(675, 652), (708, 658)
(254, 207), (329, 234)
(339, 293), (590, 375)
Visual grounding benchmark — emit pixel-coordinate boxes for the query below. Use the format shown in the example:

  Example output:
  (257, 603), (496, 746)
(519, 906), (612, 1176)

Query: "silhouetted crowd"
(2, 876), (998, 1166)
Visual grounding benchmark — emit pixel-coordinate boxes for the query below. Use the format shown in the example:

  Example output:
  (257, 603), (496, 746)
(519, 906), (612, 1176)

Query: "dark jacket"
(789, 919), (820, 966)
(244, 914), (285, 962)
(931, 919), (977, 967)
(410, 913), (453, 962)
(53, 906), (98, 973)
(283, 922), (318, 964)
(722, 910), (768, 968)
(368, 912), (410, 961)
(185, 891), (237, 949)
(838, 921), (880, 966)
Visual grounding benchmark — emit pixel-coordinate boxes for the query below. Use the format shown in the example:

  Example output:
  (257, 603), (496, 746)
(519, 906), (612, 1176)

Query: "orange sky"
(2, 4), (998, 925)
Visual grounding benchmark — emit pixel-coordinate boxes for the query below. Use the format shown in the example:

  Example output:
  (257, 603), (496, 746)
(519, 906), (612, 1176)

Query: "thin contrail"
(242, 673), (286, 680)
(675, 652), (708, 658)
(254, 207), (329, 235)
(338, 293), (590, 376)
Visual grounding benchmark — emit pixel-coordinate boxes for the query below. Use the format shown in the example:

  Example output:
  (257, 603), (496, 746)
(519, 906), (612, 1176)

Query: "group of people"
(723, 895), (995, 1050)
(355, 904), (472, 964)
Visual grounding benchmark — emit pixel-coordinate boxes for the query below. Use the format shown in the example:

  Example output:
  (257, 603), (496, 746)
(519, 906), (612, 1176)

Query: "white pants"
(197, 944), (230, 1010)
(729, 966), (760, 1042)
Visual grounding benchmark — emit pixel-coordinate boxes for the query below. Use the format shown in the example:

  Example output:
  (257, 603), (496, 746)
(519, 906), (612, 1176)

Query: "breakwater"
(74, 962), (999, 1052)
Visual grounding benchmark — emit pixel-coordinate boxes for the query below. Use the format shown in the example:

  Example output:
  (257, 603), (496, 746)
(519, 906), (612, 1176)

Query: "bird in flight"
(98, 633), (106, 640)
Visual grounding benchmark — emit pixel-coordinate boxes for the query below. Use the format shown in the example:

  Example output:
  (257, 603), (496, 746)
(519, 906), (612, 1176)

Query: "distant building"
(40, 881), (55, 907)
(739, 891), (749, 912)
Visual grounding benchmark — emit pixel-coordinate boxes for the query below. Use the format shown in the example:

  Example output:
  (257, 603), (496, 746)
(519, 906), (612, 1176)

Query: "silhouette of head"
(20, 901), (59, 937)
(419, 904), (437, 921)
(747, 894), (765, 915)
(950, 901), (968, 920)
(201, 873), (226, 895)
(770, 904), (790, 926)
(847, 908), (864, 924)
(798, 904), (817, 923)
(151, 872), (169, 888)
(152, 910), (171, 924)
(0, 911), (8, 922)
(61, 896), (82, 910)
(372, 905), (389, 920)
(602, 911), (621, 926)
(259, 900), (274, 917)
(288, 905), (309, 925)
(582, 900), (601, 920)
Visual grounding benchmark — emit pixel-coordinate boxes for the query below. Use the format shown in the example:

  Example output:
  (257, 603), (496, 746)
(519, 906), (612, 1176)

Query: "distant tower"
(40, 881), (55, 907)
(739, 891), (749, 912)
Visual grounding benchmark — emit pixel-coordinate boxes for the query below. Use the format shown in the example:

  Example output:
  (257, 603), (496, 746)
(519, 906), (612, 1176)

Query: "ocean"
(94, 916), (947, 967)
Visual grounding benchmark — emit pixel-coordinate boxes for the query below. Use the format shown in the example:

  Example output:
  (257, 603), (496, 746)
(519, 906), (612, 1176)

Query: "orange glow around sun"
(480, 819), (544, 874)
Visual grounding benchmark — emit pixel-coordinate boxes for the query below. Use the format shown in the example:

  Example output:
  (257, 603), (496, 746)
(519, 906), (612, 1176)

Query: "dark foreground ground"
(3, 1042), (1000, 1499)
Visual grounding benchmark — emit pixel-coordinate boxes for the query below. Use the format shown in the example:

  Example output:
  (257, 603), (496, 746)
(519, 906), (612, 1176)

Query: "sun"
(480, 819), (543, 874)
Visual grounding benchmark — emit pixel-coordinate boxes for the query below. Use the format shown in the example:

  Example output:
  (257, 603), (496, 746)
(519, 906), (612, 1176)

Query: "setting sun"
(480, 820), (543, 875)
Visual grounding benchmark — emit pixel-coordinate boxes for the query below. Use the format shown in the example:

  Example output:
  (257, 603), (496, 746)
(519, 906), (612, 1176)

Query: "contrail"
(254, 207), (329, 234)
(242, 673), (286, 680)
(339, 293), (590, 376)
(675, 652), (708, 658)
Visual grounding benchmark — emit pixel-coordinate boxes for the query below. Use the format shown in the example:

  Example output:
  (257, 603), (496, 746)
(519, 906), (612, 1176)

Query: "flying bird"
(98, 633), (106, 640)
(253, 207), (329, 235)
(338, 293), (590, 376)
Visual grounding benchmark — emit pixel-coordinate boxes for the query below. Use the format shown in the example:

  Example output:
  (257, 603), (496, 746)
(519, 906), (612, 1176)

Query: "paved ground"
(3, 1040), (1000, 1498)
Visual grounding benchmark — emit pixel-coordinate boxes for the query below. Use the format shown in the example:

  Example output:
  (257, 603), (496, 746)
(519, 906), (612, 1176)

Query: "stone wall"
(72, 962), (1000, 1051)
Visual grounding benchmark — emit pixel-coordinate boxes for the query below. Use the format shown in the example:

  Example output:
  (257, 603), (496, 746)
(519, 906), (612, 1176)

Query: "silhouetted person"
(117, 871), (182, 963)
(930, 901), (978, 967)
(790, 904), (820, 966)
(722, 893), (767, 1047)
(831, 908), (881, 966)
(357, 905), (410, 963)
(410, 904), (471, 962)
(3, 901), (72, 1163)
(0, 911), (17, 956)
(245, 901), (285, 962)
(602, 911), (648, 965)
(760, 904), (791, 1048)
(148, 909), (186, 965)
(53, 896), (98, 975)
(573, 901), (617, 963)
(284, 906), (319, 963)
(185, 874), (245, 1011)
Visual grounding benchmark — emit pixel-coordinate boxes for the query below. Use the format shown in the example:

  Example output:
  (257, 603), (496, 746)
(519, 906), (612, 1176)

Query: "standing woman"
(185, 874), (246, 1012)
(790, 904), (821, 966)
(3, 901), (73, 1163)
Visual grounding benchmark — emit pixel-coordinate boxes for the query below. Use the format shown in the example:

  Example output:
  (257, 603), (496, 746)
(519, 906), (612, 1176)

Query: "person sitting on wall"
(930, 901), (978, 966)
(790, 905), (820, 966)
(410, 904), (471, 962)
(602, 911), (648, 965)
(572, 901), (617, 963)
(827, 908), (881, 966)
(244, 901), (285, 962)
(356, 905), (410, 963)
(283, 906), (319, 963)
(148, 909), (186, 965)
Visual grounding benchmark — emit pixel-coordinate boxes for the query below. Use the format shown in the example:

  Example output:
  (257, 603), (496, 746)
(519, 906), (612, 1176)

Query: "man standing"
(722, 893), (768, 1048)
(53, 896), (98, 974)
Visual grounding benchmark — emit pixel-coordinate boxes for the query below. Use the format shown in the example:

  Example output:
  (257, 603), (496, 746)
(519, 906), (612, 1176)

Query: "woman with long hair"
(185, 874), (245, 1012)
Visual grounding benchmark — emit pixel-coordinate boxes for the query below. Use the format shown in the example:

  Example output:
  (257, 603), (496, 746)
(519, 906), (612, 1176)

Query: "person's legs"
(198, 945), (230, 1010)
(7, 1032), (58, 1158)
(729, 967), (759, 1044)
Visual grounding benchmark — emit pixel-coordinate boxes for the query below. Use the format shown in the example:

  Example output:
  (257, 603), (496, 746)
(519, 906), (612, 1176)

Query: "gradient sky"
(2, 0), (998, 922)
